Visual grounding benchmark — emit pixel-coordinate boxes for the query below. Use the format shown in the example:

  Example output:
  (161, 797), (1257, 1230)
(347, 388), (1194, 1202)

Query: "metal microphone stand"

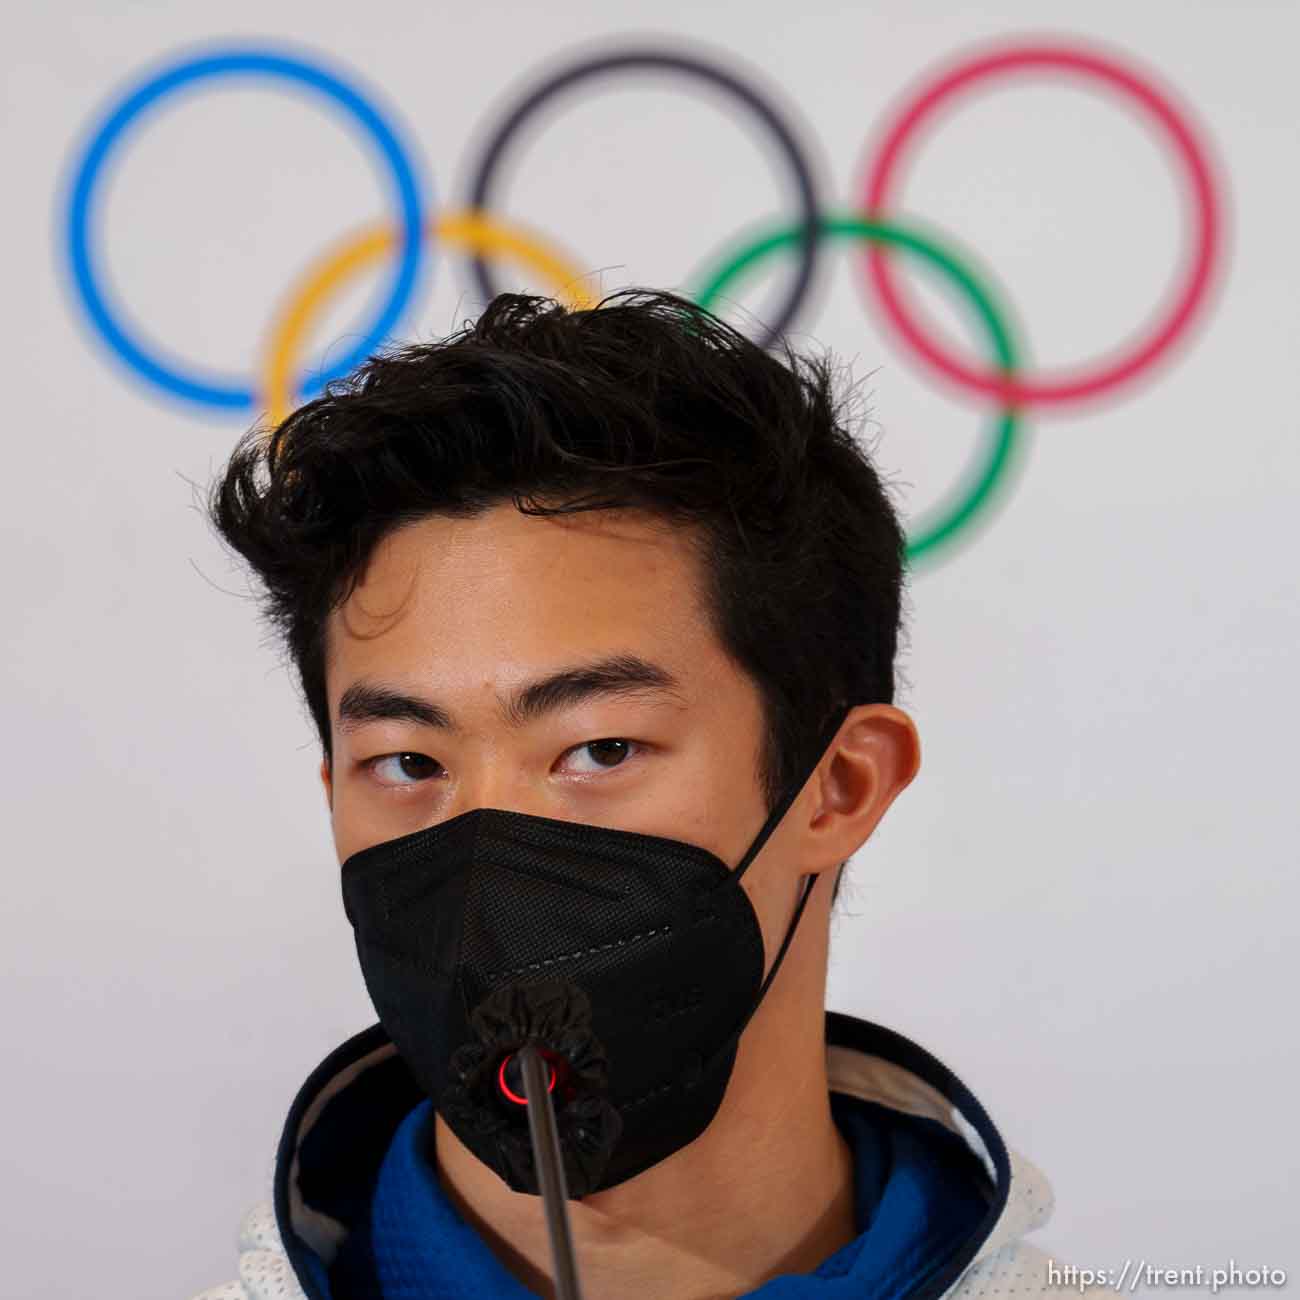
(518, 1043), (586, 1300)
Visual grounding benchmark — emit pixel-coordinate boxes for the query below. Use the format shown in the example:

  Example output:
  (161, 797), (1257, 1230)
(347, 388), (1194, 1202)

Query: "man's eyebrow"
(335, 653), (687, 736)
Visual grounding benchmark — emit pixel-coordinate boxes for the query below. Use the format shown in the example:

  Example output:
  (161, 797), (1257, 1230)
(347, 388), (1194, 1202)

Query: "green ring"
(692, 215), (1025, 564)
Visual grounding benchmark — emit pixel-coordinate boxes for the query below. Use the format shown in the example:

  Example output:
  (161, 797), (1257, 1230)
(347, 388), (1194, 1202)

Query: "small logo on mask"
(649, 983), (705, 1025)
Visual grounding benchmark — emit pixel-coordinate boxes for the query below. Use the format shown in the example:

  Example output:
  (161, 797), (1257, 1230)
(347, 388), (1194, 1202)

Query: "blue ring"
(63, 45), (428, 411)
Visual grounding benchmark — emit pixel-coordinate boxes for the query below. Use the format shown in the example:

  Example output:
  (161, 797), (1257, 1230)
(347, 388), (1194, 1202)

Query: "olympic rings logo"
(59, 35), (1225, 565)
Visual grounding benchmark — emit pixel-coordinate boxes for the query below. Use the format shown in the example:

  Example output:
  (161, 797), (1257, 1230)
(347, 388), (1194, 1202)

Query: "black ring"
(463, 45), (824, 348)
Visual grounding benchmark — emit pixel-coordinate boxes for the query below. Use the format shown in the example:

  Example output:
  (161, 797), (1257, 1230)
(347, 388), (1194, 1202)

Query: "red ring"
(859, 41), (1223, 407)
(498, 1052), (557, 1106)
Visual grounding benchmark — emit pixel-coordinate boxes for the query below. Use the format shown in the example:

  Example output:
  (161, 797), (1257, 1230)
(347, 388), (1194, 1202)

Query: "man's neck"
(431, 926), (855, 1299)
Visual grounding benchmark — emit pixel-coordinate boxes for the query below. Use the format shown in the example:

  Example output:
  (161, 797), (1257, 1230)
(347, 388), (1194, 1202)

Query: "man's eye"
(366, 753), (442, 788)
(561, 738), (641, 775)
(363, 740), (640, 791)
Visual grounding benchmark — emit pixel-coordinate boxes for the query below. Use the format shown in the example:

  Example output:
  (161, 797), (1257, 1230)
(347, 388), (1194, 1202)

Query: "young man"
(194, 290), (1088, 1299)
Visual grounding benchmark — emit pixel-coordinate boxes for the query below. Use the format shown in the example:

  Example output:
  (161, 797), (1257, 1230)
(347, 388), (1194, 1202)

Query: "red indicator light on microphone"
(498, 1051), (558, 1106)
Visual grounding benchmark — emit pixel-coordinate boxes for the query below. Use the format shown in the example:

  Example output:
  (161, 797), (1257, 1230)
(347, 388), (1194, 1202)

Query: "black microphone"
(440, 975), (623, 1197)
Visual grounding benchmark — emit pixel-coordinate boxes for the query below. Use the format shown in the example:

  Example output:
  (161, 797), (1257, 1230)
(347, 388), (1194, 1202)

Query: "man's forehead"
(363, 505), (687, 585)
(323, 505), (712, 681)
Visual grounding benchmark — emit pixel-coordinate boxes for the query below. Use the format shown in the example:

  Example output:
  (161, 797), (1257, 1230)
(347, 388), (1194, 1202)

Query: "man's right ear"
(319, 756), (333, 813)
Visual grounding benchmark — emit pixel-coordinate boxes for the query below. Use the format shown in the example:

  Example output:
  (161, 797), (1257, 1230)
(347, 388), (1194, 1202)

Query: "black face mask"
(341, 702), (851, 1199)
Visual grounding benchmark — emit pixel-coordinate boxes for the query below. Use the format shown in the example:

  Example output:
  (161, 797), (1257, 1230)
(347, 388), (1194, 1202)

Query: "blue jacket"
(189, 1011), (1094, 1299)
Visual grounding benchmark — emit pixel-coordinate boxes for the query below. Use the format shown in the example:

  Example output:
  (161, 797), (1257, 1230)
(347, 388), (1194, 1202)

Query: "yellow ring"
(261, 210), (597, 423)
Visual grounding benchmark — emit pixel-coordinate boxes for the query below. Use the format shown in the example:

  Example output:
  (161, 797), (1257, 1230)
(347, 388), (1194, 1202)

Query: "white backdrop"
(5, 1), (1297, 1296)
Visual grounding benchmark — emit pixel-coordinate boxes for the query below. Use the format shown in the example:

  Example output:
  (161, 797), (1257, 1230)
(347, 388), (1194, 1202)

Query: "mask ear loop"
(732, 701), (853, 889)
(693, 702), (853, 1082)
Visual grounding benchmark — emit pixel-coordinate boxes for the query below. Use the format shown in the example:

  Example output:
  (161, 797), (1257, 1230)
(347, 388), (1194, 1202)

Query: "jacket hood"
(194, 1011), (1064, 1300)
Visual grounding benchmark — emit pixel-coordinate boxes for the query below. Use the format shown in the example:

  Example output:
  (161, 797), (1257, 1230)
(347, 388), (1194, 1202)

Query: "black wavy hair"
(205, 288), (909, 908)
